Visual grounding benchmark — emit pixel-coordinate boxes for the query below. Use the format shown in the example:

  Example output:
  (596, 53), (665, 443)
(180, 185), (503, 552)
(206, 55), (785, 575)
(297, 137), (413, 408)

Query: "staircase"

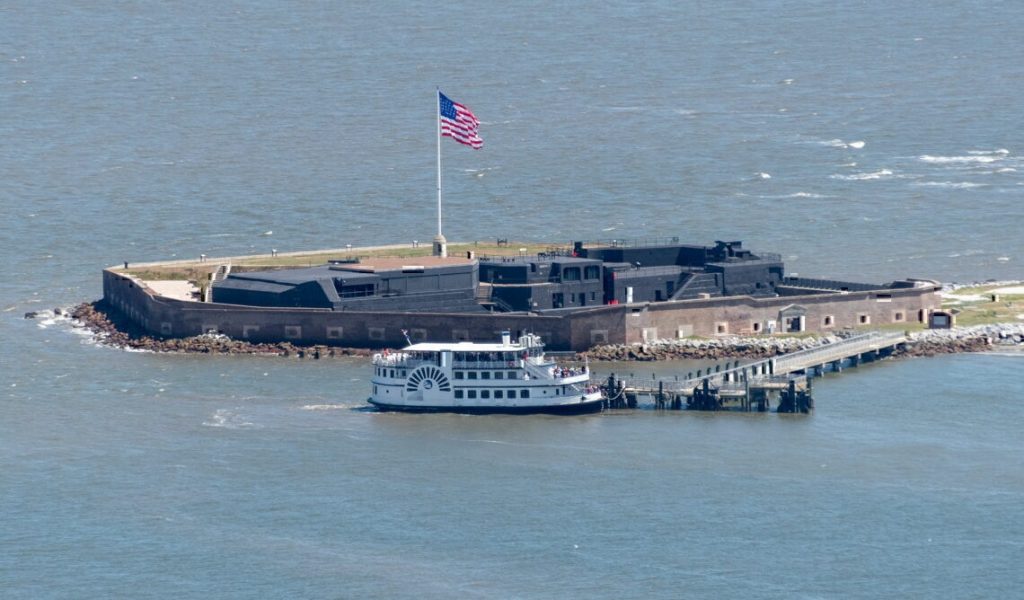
(670, 273), (720, 300)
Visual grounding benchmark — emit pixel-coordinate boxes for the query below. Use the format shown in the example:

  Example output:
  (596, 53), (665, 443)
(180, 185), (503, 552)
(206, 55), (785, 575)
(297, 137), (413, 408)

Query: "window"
(454, 390), (464, 399)
(454, 371), (464, 379)
(508, 390), (517, 399)
(752, 322), (762, 333)
(894, 311), (905, 322)
(585, 265), (600, 280)
(468, 372), (478, 380)
(494, 390), (504, 399)
(562, 267), (581, 281)
(716, 322), (728, 334)
(481, 372), (491, 380)
(467, 390), (477, 399)
(481, 390), (490, 399)
(521, 390), (530, 398)
(374, 386), (378, 394)
(859, 314), (871, 325)
(823, 315), (834, 327)
(494, 372), (504, 380)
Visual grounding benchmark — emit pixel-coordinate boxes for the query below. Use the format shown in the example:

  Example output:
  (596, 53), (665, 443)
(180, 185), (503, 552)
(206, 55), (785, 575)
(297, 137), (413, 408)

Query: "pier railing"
(615, 331), (907, 394)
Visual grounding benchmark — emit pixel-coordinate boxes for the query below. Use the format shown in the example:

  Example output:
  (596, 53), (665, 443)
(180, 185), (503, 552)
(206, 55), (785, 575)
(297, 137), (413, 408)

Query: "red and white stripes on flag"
(438, 92), (483, 149)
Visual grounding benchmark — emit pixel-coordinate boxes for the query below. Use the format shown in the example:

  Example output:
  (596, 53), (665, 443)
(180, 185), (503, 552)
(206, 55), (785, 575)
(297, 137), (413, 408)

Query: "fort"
(99, 237), (942, 351)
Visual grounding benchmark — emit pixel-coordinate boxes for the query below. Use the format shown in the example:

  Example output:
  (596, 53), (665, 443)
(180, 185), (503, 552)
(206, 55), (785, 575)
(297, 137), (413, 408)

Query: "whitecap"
(300, 404), (348, 411)
(820, 139), (847, 148)
(756, 172), (772, 180)
(830, 169), (894, 181)
(967, 149), (1009, 155)
(848, 140), (866, 149)
(912, 181), (986, 189)
(996, 168), (1017, 173)
(997, 256), (1011, 262)
(782, 192), (827, 198)
(202, 409), (259, 429)
(919, 154), (1001, 164)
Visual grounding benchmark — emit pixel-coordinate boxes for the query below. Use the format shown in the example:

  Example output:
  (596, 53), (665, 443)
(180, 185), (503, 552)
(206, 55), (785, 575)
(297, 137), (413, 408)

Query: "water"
(2, 2), (1023, 597)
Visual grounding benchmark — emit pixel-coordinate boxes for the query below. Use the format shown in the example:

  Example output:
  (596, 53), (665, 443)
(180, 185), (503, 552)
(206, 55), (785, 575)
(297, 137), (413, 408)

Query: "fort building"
(102, 238), (941, 351)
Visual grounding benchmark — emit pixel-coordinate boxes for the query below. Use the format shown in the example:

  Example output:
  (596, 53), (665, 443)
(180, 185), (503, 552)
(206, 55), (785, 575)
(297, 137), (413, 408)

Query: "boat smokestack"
(501, 330), (511, 345)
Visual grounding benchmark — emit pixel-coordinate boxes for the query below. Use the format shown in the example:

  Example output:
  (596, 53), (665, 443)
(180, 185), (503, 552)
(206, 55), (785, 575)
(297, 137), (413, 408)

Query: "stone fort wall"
(103, 269), (939, 351)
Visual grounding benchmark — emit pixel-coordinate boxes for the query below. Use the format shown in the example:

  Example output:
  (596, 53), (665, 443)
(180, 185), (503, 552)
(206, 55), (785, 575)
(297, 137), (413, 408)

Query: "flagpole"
(434, 88), (446, 257)
(436, 88), (442, 239)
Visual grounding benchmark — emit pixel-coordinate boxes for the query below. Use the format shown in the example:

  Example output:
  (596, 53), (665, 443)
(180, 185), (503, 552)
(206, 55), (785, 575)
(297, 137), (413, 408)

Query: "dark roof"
(224, 266), (378, 286)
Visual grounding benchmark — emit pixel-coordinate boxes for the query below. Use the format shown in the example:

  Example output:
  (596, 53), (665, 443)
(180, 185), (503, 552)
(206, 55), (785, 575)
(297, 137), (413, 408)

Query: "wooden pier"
(601, 331), (907, 413)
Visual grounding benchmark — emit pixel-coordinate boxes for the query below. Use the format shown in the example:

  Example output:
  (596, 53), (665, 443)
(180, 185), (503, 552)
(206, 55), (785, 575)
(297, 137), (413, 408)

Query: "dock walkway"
(603, 331), (907, 413)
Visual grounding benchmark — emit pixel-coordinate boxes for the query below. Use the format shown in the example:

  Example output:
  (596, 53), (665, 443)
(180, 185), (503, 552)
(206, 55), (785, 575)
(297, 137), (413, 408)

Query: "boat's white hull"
(368, 391), (605, 415)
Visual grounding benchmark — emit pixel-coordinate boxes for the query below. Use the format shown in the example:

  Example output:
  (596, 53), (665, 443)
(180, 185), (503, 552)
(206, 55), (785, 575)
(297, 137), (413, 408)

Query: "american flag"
(439, 92), (483, 149)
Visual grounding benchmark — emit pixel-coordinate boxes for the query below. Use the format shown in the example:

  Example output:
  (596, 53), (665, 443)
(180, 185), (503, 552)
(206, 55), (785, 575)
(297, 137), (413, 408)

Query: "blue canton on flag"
(439, 92), (483, 149)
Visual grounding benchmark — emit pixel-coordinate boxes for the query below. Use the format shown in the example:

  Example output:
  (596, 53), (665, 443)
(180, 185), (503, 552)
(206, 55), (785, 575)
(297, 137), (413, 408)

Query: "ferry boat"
(368, 332), (604, 414)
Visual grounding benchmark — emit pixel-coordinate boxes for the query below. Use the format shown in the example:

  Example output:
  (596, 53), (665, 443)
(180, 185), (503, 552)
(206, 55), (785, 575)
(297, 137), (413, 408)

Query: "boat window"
(467, 390), (477, 399)
(521, 389), (530, 398)
(508, 390), (517, 399)
(494, 390), (503, 399)
(555, 388), (560, 395)
(494, 372), (503, 379)
(507, 372), (518, 380)
(468, 372), (478, 380)
(481, 372), (490, 380)
(454, 371), (464, 379)
(454, 390), (464, 399)
(390, 369), (395, 378)
(481, 390), (490, 399)
(374, 386), (378, 394)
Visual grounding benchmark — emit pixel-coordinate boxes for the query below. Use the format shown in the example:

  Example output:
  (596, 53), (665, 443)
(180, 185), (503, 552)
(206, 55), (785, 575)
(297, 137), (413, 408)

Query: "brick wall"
(104, 269), (939, 351)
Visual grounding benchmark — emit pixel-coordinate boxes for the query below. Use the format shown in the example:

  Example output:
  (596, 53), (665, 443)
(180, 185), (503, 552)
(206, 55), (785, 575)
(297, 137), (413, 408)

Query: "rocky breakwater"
(896, 323), (1024, 357)
(58, 301), (372, 358)
(584, 333), (852, 361)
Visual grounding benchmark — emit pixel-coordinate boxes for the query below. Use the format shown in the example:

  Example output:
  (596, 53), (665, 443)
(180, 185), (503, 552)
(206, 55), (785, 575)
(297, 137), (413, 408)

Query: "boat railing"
(372, 354), (431, 368)
(452, 360), (521, 369)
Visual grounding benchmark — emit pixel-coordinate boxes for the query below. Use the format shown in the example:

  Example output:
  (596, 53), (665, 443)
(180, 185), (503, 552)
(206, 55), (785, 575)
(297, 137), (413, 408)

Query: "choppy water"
(2, 2), (1023, 598)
